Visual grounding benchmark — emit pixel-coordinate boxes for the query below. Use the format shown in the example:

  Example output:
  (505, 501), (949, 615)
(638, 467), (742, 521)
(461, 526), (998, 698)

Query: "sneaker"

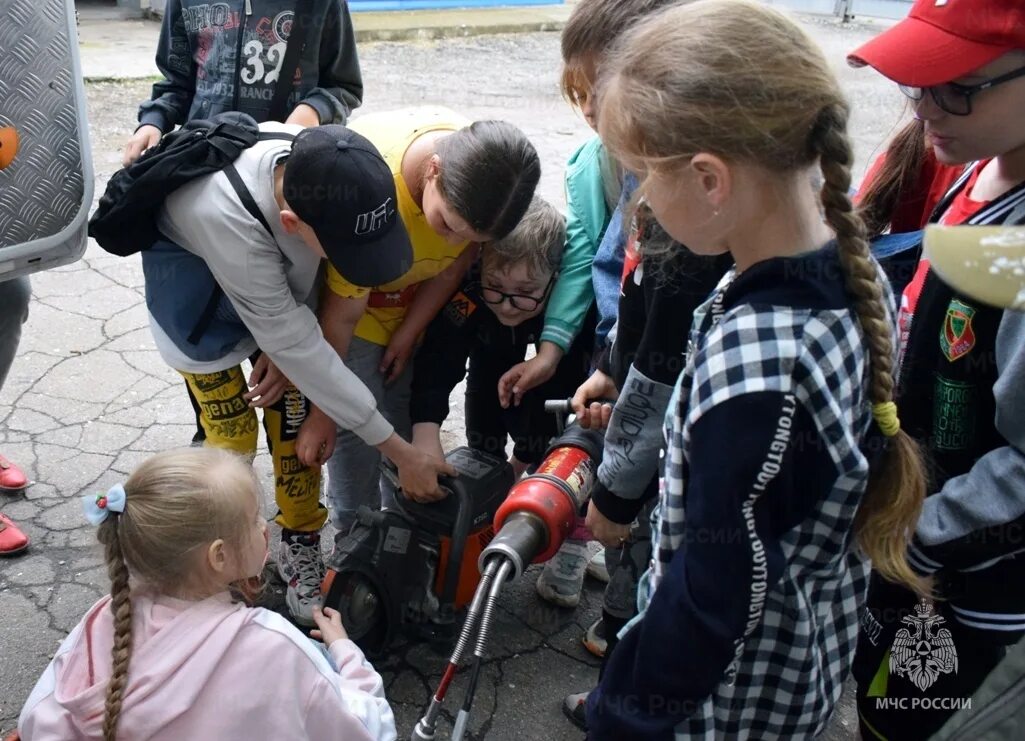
(585, 546), (609, 583)
(277, 530), (324, 626)
(0, 454), (28, 493)
(582, 617), (607, 658)
(561, 690), (589, 731)
(0, 513), (29, 556)
(536, 539), (589, 608)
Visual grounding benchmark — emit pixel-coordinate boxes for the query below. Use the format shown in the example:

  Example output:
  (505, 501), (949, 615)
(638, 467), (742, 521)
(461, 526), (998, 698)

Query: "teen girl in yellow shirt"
(296, 106), (540, 533)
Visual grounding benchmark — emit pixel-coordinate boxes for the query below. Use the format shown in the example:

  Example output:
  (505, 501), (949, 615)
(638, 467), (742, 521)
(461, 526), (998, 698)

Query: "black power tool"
(321, 446), (514, 657)
(413, 407), (604, 741)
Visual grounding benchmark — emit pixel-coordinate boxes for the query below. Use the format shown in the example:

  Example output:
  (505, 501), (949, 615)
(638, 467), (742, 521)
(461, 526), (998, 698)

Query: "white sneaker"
(536, 539), (589, 608)
(277, 531), (325, 626)
(585, 546), (610, 583)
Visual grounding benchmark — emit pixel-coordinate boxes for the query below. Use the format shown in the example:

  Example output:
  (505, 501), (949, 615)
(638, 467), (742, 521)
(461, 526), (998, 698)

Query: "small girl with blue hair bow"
(18, 448), (396, 741)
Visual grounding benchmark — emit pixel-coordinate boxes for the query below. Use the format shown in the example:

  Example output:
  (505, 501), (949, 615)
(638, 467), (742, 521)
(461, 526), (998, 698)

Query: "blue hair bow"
(82, 484), (127, 526)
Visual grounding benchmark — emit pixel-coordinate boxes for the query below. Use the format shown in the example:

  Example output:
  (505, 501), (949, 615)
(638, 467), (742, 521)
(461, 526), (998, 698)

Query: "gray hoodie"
(157, 123), (392, 445)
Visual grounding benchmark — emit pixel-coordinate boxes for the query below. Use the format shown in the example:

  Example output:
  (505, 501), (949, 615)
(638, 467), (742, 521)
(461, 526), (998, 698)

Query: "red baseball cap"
(848, 0), (1025, 87)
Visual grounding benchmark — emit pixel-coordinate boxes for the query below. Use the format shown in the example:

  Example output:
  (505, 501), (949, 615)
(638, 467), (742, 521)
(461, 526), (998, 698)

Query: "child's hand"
(244, 354), (289, 408)
(122, 124), (162, 167)
(395, 446), (455, 502)
(284, 103), (321, 128)
(311, 605), (348, 646)
(585, 499), (632, 549)
(498, 342), (563, 408)
(399, 455), (454, 503)
(296, 407), (337, 467)
(380, 329), (417, 384)
(570, 370), (619, 430)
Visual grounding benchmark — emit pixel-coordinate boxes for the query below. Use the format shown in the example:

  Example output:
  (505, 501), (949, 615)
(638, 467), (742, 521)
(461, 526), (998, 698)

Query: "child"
(409, 197), (593, 478)
(846, 1), (1025, 738)
(152, 123), (455, 626)
(498, 0), (681, 406)
(494, 0), (635, 409)
(858, 119), (963, 240)
(17, 448), (395, 740)
(124, 0), (363, 162)
(125, 0), (364, 442)
(586, 1), (930, 737)
(856, 120), (963, 297)
(122, 0), (366, 626)
(294, 107), (541, 534)
(561, 207), (733, 729)
(524, 0), (682, 610)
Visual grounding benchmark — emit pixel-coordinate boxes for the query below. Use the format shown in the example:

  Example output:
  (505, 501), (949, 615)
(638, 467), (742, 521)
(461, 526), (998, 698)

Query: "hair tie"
(82, 483), (127, 526)
(872, 401), (901, 438)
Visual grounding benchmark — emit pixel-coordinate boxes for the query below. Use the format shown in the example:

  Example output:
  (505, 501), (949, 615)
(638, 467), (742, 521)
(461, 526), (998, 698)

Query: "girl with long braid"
(18, 448), (395, 741)
(584, 1), (928, 737)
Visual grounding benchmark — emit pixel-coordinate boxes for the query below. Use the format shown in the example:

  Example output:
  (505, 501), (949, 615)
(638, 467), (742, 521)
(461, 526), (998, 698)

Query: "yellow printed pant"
(179, 365), (326, 532)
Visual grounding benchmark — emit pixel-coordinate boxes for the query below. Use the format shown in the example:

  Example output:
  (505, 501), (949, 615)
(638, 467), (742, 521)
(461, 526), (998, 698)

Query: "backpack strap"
(257, 131), (299, 144)
(268, 0), (315, 123)
(187, 135), (294, 346)
(224, 165), (274, 236)
(223, 131), (295, 235)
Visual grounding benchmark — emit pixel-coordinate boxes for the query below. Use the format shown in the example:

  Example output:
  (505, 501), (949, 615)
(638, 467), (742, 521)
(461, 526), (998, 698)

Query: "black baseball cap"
(283, 125), (413, 287)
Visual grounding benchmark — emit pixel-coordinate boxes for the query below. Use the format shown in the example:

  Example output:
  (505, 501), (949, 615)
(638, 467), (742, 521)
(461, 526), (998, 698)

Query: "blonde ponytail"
(811, 106), (930, 597)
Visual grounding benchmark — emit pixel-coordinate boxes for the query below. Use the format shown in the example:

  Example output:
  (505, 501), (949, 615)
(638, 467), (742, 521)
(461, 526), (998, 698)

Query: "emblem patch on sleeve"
(939, 299), (977, 362)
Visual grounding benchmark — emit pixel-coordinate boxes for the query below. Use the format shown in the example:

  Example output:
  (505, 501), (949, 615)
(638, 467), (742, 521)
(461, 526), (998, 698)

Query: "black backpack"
(88, 112), (293, 256)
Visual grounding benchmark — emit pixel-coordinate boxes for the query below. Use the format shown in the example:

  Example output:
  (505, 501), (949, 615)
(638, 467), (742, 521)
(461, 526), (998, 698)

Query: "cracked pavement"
(1, 23), (901, 739)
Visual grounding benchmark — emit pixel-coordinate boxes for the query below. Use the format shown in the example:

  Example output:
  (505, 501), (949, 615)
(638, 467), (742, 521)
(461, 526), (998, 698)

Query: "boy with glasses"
(410, 197), (595, 479)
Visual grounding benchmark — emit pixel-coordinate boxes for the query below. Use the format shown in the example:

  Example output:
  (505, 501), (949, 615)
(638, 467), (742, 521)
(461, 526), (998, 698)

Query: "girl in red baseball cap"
(849, 2), (1025, 739)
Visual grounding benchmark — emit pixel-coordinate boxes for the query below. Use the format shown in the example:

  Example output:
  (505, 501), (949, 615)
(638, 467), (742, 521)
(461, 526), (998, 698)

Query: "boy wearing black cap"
(155, 122), (454, 625)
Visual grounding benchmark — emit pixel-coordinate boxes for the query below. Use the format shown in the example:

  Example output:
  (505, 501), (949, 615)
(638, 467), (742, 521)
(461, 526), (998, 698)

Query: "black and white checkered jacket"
(589, 243), (892, 740)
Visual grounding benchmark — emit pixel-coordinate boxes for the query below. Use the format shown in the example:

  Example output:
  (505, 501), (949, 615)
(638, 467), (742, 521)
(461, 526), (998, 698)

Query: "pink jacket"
(18, 591), (396, 740)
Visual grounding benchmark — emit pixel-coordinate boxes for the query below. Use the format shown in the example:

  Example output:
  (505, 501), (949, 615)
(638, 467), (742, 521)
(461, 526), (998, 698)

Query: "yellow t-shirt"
(325, 106), (472, 346)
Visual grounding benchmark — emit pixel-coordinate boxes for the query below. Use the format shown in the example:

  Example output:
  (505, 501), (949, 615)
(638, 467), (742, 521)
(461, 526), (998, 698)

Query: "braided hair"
(92, 448), (264, 739)
(597, 0), (929, 595)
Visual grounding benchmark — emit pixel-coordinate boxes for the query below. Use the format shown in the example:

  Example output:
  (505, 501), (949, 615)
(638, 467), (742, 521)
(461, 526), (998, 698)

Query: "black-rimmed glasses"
(899, 65), (1025, 117)
(478, 274), (556, 311)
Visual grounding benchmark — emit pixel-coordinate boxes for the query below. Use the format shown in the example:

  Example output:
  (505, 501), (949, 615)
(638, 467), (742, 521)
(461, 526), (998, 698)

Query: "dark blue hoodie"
(138, 0), (362, 132)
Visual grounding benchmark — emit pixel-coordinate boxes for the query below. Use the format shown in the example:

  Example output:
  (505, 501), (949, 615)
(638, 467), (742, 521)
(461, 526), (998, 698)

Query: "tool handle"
(380, 458), (455, 500)
(543, 398), (571, 414)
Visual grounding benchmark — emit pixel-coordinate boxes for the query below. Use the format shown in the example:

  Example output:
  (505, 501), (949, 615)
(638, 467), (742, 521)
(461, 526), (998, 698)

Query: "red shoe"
(0, 453), (28, 493)
(0, 513), (29, 556)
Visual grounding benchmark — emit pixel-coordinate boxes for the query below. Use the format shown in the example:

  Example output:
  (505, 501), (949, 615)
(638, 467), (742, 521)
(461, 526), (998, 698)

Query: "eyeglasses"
(478, 274), (556, 311)
(899, 65), (1025, 117)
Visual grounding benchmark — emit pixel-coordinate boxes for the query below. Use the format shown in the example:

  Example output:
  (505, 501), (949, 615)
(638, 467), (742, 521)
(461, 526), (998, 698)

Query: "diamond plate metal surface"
(0, 0), (86, 250)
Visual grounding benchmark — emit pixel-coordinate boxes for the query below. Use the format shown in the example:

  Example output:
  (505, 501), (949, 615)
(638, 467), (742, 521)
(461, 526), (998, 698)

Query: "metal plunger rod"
(411, 558), (501, 741)
(452, 560), (515, 741)
(450, 557), (500, 667)
(475, 560), (513, 656)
